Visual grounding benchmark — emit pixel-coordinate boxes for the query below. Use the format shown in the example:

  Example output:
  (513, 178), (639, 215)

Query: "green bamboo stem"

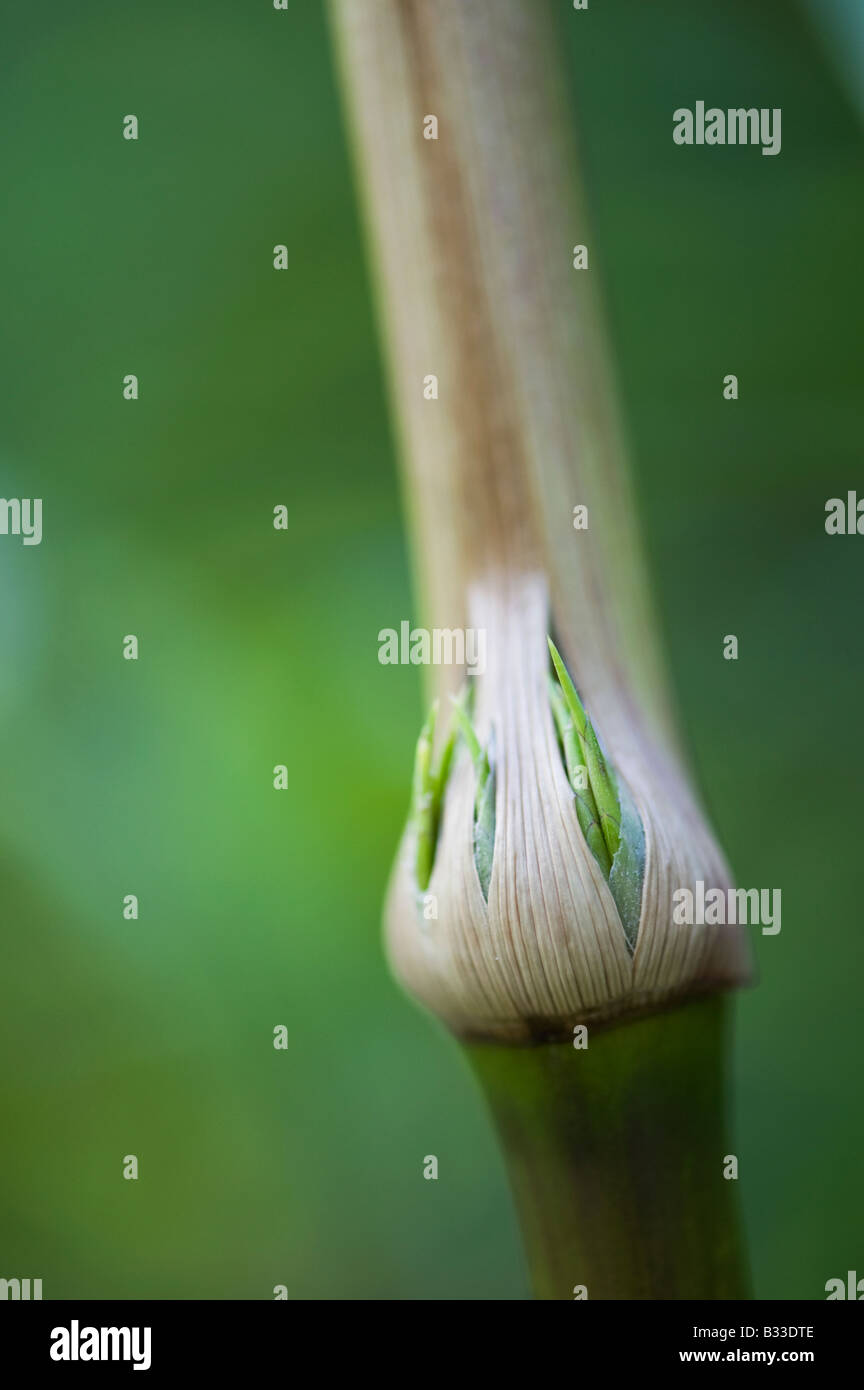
(330, 0), (751, 1299)
(468, 997), (750, 1300)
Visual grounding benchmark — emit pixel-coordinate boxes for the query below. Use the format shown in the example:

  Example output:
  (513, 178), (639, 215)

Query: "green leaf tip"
(410, 699), (456, 894)
(449, 694), (489, 806)
(450, 693), (495, 902)
(548, 638), (619, 861)
(548, 638), (644, 948)
(409, 693), (495, 902)
(548, 677), (612, 878)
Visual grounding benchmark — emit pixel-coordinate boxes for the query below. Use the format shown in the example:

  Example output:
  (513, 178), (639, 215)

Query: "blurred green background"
(0, 0), (861, 1299)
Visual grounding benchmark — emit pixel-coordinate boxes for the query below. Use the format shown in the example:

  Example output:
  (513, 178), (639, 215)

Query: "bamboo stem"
(328, 0), (673, 744)
(330, 0), (751, 1298)
(469, 998), (750, 1300)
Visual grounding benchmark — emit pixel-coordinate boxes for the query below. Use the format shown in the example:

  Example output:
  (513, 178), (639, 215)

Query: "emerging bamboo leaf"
(450, 694), (495, 901)
(548, 637), (644, 948)
(409, 699), (456, 893)
(548, 678), (612, 877)
(607, 775), (645, 950)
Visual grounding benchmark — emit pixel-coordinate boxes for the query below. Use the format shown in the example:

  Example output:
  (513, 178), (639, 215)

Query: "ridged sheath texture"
(331, 0), (751, 1041)
(386, 573), (748, 1042)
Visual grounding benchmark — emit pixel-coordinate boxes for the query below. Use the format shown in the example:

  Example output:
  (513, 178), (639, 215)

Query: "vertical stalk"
(469, 998), (750, 1300)
(330, 0), (751, 1298)
(328, 0), (673, 744)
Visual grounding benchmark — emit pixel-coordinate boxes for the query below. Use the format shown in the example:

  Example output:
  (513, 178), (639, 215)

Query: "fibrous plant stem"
(469, 997), (750, 1301)
(330, 0), (751, 1301)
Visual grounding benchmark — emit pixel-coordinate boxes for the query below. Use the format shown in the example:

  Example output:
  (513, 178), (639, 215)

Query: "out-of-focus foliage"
(0, 0), (861, 1297)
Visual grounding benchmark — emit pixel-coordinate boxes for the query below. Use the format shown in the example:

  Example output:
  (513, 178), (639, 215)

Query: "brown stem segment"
(328, 0), (675, 748)
(468, 997), (751, 1300)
